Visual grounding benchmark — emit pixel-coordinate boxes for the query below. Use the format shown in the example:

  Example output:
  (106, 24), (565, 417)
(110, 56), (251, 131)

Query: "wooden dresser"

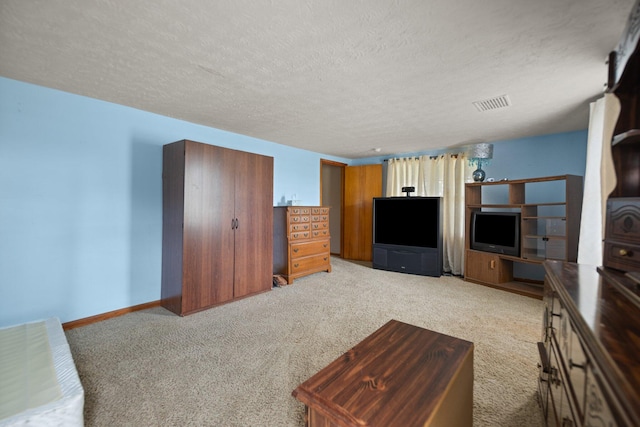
(539, 261), (640, 427)
(273, 206), (331, 284)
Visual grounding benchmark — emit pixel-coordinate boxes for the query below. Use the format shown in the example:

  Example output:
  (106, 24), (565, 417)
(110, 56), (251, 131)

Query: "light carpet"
(65, 257), (545, 426)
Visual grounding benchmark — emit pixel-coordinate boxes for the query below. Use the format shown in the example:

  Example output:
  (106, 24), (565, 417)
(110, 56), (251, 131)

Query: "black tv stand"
(372, 243), (442, 277)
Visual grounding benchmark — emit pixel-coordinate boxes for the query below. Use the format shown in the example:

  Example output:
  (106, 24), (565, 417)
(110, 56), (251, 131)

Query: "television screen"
(373, 197), (440, 248)
(471, 211), (520, 256)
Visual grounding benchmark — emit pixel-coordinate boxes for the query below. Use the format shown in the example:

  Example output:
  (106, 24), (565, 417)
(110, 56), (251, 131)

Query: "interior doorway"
(320, 160), (346, 256)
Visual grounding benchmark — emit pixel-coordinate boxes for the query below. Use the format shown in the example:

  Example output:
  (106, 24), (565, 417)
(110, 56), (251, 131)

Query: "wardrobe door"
(343, 164), (382, 261)
(233, 150), (274, 298)
(182, 142), (235, 312)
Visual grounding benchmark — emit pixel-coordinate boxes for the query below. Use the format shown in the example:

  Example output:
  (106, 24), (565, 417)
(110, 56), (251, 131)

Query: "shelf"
(465, 277), (543, 299)
(468, 204), (566, 209)
(521, 202), (566, 207)
(465, 174), (579, 186)
(522, 216), (566, 220)
(466, 204), (520, 209)
(464, 174), (583, 299)
(523, 234), (567, 240)
(612, 129), (640, 146)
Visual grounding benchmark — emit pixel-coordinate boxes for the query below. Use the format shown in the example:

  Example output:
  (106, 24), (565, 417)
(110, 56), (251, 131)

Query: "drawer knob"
(293, 248), (299, 253)
(294, 263), (299, 268)
(619, 248), (632, 257)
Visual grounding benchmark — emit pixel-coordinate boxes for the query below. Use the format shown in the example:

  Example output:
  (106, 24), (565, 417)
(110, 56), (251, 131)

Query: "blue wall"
(354, 130), (588, 182)
(0, 77), (348, 326)
(0, 77), (588, 326)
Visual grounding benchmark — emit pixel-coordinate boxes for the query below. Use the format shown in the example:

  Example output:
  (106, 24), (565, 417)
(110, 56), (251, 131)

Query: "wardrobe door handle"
(232, 218), (235, 229)
(235, 218), (239, 229)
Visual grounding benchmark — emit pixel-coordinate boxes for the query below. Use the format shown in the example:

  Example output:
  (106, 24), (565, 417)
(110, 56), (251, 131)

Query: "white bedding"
(0, 318), (84, 426)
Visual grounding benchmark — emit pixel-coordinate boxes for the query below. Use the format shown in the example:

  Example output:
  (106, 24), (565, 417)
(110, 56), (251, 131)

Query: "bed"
(0, 317), (84, 426)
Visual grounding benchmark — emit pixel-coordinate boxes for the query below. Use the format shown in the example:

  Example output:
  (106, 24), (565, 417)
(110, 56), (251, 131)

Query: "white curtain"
(386, 154), (472, 274)
(577, 93), (620, 266)
(386, 157), (420, 197)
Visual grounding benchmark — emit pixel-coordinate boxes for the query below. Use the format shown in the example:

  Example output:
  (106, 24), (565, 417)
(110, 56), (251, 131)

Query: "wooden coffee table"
(292, 319), (474, 427)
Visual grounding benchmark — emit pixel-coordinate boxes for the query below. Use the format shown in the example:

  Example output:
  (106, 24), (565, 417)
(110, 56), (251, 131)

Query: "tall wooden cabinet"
(603, 3), (640, 274)
(161, 140), (274, 316)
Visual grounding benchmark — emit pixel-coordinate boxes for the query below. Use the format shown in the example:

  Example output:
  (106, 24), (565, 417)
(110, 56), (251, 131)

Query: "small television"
(471, 211), (520, 257)
(373, 197), (440, 248)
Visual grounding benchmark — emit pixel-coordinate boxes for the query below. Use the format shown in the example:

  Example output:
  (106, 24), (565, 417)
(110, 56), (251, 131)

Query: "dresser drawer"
(291, 239), (330, 259)
(311, 214), (330, 222)
(291, 207), (311, 215)
(290, 223), (310, 233)
(585, 368), (616, 426)
(289, 215), (310, 224)
(291, 253), (330, 273)
(311, 221), (328, 230)
(311, 229), (330, 239)
(606, 198), (640, 242)
(311, 207), (330, 215)
(603, 240), (640, 271)
(290, 230), (312, 241)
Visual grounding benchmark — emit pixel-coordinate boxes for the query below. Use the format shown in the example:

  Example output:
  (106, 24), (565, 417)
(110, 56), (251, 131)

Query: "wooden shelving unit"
(464, 175), (583, 299)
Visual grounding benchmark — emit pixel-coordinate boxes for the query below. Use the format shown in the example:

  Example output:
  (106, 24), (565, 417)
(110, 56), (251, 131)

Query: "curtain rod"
(383, 153), (460, 161)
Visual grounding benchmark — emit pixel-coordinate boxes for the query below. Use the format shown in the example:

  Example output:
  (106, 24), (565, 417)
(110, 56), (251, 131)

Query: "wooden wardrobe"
(161, 140), (274, 316)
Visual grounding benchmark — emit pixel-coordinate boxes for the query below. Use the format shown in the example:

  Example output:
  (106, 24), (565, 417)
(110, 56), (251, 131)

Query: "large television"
(372, 197), (442, 276)
(373, 197), (440, 247)
(470, 211), (520, 257)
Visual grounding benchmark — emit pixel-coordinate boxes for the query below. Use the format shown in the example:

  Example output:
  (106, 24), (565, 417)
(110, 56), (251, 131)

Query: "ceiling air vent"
(472, 95), (511, 112)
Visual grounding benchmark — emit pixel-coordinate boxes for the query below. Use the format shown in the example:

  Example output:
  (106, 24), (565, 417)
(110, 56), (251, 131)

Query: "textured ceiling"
(0, 0), (635, 159)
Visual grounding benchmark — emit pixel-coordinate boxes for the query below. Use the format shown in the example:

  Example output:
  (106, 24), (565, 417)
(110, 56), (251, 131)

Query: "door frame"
(320, 159), (347, 257)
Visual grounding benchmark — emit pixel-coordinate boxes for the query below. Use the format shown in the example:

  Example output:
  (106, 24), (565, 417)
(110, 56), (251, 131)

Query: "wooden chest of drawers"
(273, 206), (331, 284)
(539, 261), (640, 427)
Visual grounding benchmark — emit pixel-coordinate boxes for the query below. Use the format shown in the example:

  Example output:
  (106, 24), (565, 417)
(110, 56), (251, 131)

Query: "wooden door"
(182, 142), (235, 312)
(233, 150), (274, 298)
(343, 164), (382, 261)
